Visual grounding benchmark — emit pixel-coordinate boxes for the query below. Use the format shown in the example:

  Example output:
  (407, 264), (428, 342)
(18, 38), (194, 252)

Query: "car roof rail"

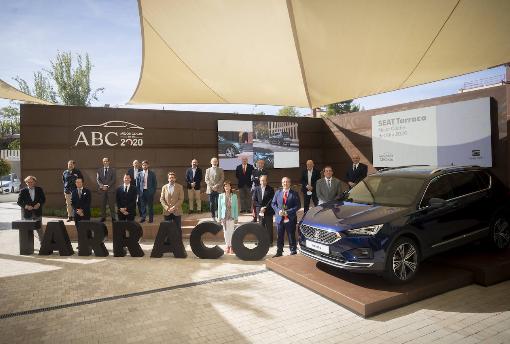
(430, 165), (483, 174)
(377, 165), (430, 172)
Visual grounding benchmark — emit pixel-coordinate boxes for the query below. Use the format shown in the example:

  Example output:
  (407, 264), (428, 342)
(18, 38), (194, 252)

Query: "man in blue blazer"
(136, 160), (157, 223)
(185, 158), (203, 213)
(271, 177), (301, 257)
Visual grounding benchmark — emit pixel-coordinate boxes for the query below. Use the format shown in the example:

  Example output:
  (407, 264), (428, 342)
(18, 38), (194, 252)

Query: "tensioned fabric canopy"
(130, 0), (510, 108)
(0, 79), (53, 105)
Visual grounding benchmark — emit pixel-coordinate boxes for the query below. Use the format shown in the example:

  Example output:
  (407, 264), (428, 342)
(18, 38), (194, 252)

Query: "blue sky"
(0, 0), (506, 115)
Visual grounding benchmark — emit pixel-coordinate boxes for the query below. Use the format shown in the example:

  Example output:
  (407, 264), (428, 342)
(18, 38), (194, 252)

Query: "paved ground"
(1, 201), (510, 343)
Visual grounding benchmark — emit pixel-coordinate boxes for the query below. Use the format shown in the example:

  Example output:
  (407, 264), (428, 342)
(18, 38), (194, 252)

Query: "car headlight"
(345, 224), (384, 236)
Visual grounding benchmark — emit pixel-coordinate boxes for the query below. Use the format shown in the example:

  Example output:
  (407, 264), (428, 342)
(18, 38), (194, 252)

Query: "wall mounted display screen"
(217, 120), (299, 170)
(372, 97), (492, 167)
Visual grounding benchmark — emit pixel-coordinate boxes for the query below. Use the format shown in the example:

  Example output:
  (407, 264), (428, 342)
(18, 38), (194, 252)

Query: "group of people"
(18, 154), (368, 256)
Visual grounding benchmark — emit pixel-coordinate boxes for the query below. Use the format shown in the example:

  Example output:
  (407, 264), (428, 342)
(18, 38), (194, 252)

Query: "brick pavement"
(1, 225), (510, 343)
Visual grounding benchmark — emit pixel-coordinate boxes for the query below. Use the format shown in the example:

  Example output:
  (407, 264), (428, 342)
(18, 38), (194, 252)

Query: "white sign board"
(372, 97), (492, 167)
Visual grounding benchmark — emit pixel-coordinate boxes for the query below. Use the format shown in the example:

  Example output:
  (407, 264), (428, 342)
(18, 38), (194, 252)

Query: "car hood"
(302, 201), (408, 232)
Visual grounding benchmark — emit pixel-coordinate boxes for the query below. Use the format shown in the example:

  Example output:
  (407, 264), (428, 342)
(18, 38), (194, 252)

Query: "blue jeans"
(209, 191), (219, 218)
(140, 190), (154, 221)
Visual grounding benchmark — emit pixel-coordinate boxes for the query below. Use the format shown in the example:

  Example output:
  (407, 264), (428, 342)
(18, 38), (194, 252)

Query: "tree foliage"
(0, 158), (11, 177)
(324, 100), (361, 116)
(14, 51), (103, 106)
(277, 106), (300, 117)
(0, 106), (20, 137)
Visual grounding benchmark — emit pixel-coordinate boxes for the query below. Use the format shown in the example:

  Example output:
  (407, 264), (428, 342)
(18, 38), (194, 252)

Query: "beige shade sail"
(0, 79), (54, 105)
(130, 0), (510, 108)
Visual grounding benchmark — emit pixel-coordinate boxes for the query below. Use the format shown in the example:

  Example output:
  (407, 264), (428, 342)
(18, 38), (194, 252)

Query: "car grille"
(300, 224), (339, 244)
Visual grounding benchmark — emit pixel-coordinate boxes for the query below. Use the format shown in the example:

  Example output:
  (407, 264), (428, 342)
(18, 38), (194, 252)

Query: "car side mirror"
(428, 198), (446, 209)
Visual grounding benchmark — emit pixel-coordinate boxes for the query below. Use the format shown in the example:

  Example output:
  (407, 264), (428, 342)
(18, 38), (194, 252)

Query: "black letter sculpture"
(189, 221), (224, 259)
(112, 221), (144, 257)
(151, 221), (187, 258)
(76, 221), (109, 257)
(11, 219), (41, 255)
(232, 223), (270, 261)
(39, 220), (74, 256)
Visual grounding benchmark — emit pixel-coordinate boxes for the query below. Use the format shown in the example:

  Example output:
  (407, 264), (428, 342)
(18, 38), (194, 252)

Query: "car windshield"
(1, 176), (11, 182)
(346, 175), (425, 207)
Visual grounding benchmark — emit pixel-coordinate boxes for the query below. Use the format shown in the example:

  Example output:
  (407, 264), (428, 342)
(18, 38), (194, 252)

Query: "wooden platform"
(432, 246), (510, 286)
(266, 255), (474, 318)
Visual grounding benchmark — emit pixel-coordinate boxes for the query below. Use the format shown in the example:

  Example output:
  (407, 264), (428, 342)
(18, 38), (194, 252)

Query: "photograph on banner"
(217, 120), (254, 170)
(253, 121), (299, 169)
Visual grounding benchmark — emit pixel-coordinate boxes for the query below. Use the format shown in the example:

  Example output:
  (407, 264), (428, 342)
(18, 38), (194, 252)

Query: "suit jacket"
(17, 186), (46, 218)
(96, 166), (116, 193)
(272, 188), (301, 224)
(71, 187), (91, 219)
(316, 177), (343, 204)
(136, 169), (158, 195)
(251, 168), (268, 189)
(116, 184), (138, 215)
(185, 167), (202, 190)
(252, 185), (275, 215)
(160, 183), (184, 216)
(235, 163), (254, 188)
(205, 167), (224, 194)
(346, 163), (368, 184)
(300, 168), (321, 193)
(127, 167), (142, 187)
(217, 192), (239, 221)
(62, 168), (83, 193)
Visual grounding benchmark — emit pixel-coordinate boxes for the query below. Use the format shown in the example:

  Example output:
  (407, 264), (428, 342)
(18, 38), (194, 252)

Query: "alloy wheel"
(493, 217), (510, 249)
(392, 242), (418, 281)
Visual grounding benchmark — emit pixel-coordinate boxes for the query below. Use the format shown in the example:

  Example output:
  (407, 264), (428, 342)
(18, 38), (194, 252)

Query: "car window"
(475, 171), (491, 189)
(420, 175), (453, 207)
(348, 176), (424, 207)
(447, 172), (483, 198)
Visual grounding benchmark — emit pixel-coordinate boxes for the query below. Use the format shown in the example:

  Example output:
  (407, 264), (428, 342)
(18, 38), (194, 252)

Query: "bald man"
(300, 160), (320, 213)
(346, 154), (368, 188)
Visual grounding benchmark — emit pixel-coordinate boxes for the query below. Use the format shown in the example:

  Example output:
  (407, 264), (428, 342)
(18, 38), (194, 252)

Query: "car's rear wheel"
(489, 214), (510, 250)
(383, 237), (420, 283)
(225, 147), (236, 158)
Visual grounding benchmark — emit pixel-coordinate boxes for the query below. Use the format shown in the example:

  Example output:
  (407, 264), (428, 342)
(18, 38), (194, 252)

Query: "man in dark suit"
(346, 154), (368, 189)
(116, 174), (138, 221)
(127, 159), (143, 216)
(235, 156), (254, 213)
(62, 160), (83, 222)
(17, 175), (46, 242)
(301, 159), (321, 213)
(251, 159), (268, 222)
(185, 158), (202, 213)
(137, 160), (158, 223)
(252, 175), (275, 246)
(96, 157), (116, 222)
(271, 177), (301, 257)
(71, 178), (91, 223)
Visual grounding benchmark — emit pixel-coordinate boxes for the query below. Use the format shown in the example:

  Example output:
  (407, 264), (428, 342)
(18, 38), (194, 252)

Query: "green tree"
(14, 51), (104, 106)
(8, 139), (20, 150)
(0, 158), (11, 178)
(277, 106), (299, 117)
(0, 106), (20, 137)
(324, 100), (361, 116)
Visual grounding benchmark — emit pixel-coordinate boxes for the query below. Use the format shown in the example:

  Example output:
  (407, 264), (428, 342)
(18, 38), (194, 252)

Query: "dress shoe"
(67, 217), (73, 223)
(272, 253), (283, 258)
(100, 217), (106, 222)
(140, 218), (146, 223)
(148, 219), (154, 223)
(290, 251), (297, 255)
(251, 218), (257, 223)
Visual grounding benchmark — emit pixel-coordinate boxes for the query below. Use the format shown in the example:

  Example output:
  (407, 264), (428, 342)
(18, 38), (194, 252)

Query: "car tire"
(488, 213), (510, 250)
(225, 146), (236, 158)
(383, 237), (420, 284)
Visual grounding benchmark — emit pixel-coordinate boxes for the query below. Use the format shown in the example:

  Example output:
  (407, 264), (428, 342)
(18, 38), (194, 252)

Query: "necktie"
(353, 164), (357, 171)
(78, 189), (82, 198)
(283, 191), (288, 205)
(124, 186), (127, 193)
(104, 168), (108, 176)
(327, 179), (331, 188)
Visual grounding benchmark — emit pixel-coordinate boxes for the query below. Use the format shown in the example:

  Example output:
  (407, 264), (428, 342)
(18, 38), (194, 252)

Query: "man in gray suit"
(205, 157), (224, 221)
(316, 166), (343, 205)
(96, 157), (117, 222)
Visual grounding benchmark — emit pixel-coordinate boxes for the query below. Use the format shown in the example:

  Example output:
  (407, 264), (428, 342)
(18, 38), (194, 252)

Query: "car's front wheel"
(489, 214), (510, 250)
(383, 237), (420, 283)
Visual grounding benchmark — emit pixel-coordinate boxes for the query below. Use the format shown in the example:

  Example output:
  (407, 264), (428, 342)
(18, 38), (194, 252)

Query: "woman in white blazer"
(217, 181), (239, 254)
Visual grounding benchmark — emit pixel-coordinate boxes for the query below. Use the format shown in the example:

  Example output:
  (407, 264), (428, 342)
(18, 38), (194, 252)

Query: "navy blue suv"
(299, 166), (510, 283)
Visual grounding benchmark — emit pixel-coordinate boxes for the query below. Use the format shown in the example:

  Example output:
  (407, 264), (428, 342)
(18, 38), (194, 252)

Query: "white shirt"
(261, 186), (265, 200)
(168, 183), (174, 195)
(123, 184), (130, 193)
(307, 170), (313, 186)
(78, 187), (83, 197)
(143, 170), (148, 189)
(326, 178), (332, 188)
(353, 163), (358, 170)
(192, 167), (196, 179)
(29, 187), (35, 202)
